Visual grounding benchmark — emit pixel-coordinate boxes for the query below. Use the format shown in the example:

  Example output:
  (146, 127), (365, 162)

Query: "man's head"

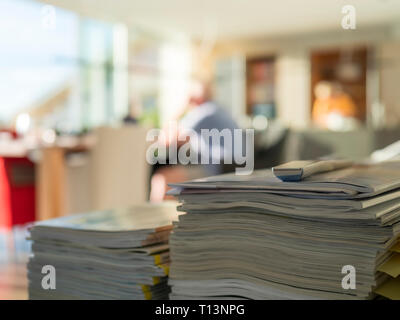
(188, 77), (212, 107)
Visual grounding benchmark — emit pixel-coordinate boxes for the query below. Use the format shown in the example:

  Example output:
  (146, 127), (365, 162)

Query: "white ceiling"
(41, 0), (400, 39)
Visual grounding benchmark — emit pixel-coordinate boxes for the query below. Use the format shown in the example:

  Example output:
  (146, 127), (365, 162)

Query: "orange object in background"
(0, 157), (36, 229)
(312, 81), (359, 128)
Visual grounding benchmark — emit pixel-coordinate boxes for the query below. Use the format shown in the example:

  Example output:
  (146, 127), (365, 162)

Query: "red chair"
(0, 157), (36, 229)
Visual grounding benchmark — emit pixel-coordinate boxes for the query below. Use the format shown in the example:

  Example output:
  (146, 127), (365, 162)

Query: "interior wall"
(212, 25), (398, 129)
(275, 50), (311, 129)
(379, 41), (400, 128)
(214, 55), (246, 122)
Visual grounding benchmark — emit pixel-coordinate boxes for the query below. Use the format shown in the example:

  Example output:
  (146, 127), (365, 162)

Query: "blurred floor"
(0, 227), (30, 300)
(0, 262), (28, 300)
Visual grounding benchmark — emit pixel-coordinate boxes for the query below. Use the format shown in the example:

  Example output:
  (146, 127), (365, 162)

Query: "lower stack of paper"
(375, 242), (400, 300)
(28, 202), (179, 300)
(168, 162), (400, 299)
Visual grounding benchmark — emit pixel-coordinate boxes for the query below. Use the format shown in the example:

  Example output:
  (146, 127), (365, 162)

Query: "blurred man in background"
(150, 78), (240, 202)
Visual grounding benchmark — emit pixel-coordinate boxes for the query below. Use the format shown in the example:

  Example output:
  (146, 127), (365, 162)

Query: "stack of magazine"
(28, 202), (180, 300)
(168, 161), (400, 299)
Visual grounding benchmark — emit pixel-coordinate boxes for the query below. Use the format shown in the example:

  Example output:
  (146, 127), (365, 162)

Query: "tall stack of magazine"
(169, 161), (400, 299)
(28, 202), (180, 299)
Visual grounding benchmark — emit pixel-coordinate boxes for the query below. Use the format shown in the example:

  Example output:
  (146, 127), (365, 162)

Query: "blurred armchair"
(37, 125), (150, 220)
(88, 125), (150, 211)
